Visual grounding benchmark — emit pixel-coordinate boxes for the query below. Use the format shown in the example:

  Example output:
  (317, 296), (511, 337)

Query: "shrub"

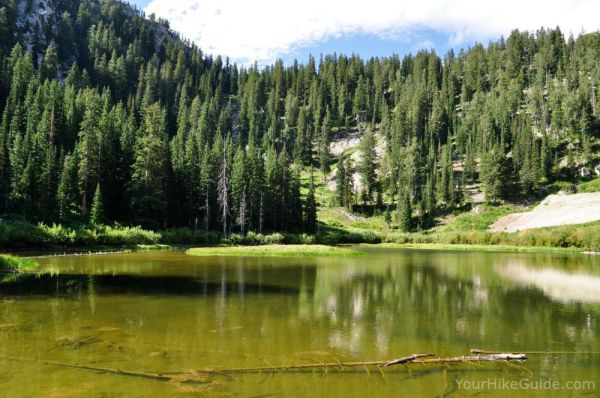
(262, 233), (285, 245)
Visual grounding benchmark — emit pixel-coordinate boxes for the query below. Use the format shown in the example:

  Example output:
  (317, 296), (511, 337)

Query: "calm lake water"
(1, 247), (599, 397)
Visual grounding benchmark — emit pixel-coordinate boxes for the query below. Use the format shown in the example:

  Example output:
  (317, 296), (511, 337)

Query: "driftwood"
(471, 348), (600, 355)
(29, 250), (131, 259)
(413, 353), (527, 363)
(381, 354), (434, 367)
(0, 351), (530, 383)
(201, 352), (527, 375)
(207, 354), (433, 375)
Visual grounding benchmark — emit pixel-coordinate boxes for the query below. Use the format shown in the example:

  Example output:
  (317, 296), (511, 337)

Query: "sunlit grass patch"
(0, 255), (38, 272)
(186, 244), (363, 257)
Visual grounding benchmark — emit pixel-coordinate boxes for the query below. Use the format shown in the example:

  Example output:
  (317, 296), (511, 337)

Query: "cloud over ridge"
(144, 0), (600, 64)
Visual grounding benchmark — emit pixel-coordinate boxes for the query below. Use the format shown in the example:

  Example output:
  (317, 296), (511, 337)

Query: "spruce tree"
(359, 127), (377, 200)
(336, 155), (346, 207)
(40, 45), (58, 81)
(129, 103), (168, 227)
(318, 109), (331, 176)
(480, 145), (505, 203)
(90, 183), (104, 225)
(304, 173), (318, 234)
(396, 190), (412, 232)
(76, 90), (102, 216)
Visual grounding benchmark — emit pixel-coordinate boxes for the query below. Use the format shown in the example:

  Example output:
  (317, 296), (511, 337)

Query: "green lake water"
(0, 247), (599, 397)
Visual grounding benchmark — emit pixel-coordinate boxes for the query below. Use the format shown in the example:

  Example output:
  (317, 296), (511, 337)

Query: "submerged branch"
(412, 353), (528, 363)
(471, 348), (600, 355)
(0, 354), (212, 384)
(202, 352), (527, 375)
(0, 350), (531, 382)
(381, 354), (434, 367)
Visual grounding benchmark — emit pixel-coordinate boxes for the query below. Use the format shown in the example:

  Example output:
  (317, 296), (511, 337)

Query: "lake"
(0, 247), (599, 397)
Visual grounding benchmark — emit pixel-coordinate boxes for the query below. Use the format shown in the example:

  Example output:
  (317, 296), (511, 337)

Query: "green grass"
(0, 255), (38, 272)
(365, 243), (582, 254)
(0, 221), (161, 248)
(381, 221), (600, 252)
(3, 195), (600, 253)
(186, 244), (363, 257)
(578, 177), (600, 193)
(438, 204), (527, 232)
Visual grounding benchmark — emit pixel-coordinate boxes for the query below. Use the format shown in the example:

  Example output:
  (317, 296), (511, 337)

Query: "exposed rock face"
(16, 0), (55, 55)
(327, 125), (385, 193)
(490, 192), (600, 232)
(12, 0), (174, 71)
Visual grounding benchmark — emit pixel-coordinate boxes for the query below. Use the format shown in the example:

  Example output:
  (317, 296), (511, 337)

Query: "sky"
(127, 0), (600, 66)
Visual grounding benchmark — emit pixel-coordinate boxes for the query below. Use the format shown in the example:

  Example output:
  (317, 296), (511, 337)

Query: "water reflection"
(496, 261), (600, 303)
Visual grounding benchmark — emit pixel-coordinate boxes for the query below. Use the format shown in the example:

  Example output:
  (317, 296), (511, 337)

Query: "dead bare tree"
(238, 187), (247, 236)
(217, 146), (230, 237)
(203, 188), (210, 232)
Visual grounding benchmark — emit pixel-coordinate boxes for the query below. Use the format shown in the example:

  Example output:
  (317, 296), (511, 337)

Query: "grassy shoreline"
(0, 255), (38, 273)
(362, 243), (586, 254)
(2, 218), (600, 254)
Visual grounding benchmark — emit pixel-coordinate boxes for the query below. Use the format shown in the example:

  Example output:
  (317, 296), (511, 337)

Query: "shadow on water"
(0, 271), (314, 297)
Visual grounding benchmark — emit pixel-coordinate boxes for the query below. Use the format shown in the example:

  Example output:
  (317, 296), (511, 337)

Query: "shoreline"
(5, 242), (594, 259)
(367, 243), (587, 254)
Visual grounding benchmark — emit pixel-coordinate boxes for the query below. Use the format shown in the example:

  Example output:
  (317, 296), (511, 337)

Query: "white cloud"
(144, 0), (600, 64)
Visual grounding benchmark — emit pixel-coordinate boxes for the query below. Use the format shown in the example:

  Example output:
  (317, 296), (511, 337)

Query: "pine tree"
(336, 155), (347, 207)
(40, 44), (58, 81)
(396, 190), (412, 232)
(318, 109), (331, 176)
(463, 140), (476, 183)
(480, 145), (505, 203)
(77, 90), (102, 216)
(90, 183), (104, 225)
(57, 152), (79, 221)
(384, 204), (392, 226)
(199, 144), (214, 231)
(129, 103), (168, 227)
(437, 145), (451, 205)
(304, 172), (318, 234)
(359, 127), (377, 200)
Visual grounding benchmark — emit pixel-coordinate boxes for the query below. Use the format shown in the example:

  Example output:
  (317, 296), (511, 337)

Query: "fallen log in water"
(202, 352), (528, 375)
(381, 354), (434, 367)
(29, 250), (132, 259)
(471, 348), (600, 355)
(0, 351), (529, 382)
(412, 353), (527, 363)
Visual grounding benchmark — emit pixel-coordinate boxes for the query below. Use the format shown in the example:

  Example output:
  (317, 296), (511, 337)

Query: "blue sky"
(126, 0), (598, 66)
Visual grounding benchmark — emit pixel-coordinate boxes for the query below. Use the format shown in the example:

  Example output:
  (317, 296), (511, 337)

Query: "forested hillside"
(0, 0), (599, 235)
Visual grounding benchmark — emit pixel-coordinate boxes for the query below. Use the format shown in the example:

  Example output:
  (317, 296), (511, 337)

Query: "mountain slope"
(0, 0), (599, 238)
